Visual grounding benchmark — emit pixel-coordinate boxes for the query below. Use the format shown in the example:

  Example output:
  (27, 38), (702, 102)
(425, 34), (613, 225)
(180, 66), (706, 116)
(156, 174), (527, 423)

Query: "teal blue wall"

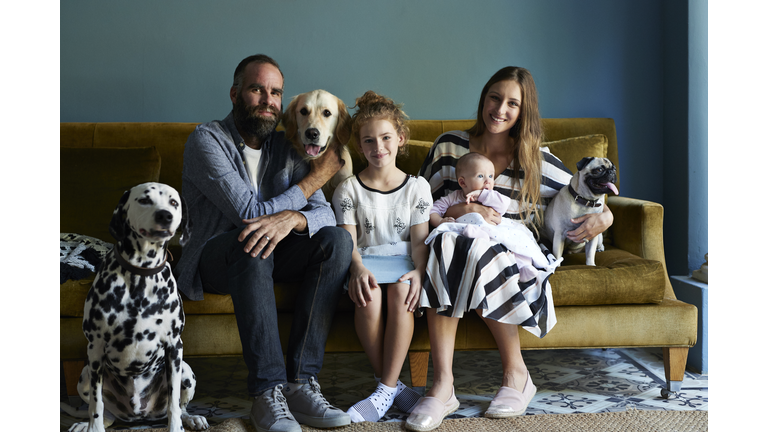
(60, 0), (706, 273)
(61, 0), (664, 201)
(662, 0), (708, 276)
(688, 0), (708, 275)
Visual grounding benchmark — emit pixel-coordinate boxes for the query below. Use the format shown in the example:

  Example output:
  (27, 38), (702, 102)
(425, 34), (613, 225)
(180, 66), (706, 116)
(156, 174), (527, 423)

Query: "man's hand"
(297, 149), (344, 199)
(238, 210), (307, 259)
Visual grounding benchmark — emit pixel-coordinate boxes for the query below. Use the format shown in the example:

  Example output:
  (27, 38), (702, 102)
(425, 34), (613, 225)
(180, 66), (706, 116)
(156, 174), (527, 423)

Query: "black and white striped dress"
(417, 131), (572, 338)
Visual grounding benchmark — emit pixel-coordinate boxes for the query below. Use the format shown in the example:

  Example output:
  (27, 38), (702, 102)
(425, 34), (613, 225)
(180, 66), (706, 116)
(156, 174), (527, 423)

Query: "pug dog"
(543, 157), (618, 266)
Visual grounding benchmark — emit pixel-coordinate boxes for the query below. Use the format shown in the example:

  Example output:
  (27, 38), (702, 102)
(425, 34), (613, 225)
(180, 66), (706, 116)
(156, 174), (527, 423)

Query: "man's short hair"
(233, 54), (284, 90)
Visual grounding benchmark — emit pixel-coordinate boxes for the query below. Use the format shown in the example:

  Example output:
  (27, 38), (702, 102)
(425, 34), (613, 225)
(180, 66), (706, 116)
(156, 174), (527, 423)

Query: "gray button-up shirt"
(175, 111), (335, 300)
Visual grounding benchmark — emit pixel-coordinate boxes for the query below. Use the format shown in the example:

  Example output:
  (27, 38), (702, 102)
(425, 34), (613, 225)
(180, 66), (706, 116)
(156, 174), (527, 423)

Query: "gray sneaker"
(250, 385), (301, 432)
(284, 377), (351, 428)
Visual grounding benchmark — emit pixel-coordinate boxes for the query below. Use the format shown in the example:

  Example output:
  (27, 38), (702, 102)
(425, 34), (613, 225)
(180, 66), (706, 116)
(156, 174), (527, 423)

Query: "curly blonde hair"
(467, 67), (544, 227)
(351, 91), (410, 156)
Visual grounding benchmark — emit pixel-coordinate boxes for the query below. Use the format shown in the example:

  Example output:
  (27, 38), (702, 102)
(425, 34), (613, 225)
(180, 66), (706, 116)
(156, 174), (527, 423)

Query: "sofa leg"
(63, 360), (85, 406)
(661, 347), (688, 399)
(408, 351), (429, 388)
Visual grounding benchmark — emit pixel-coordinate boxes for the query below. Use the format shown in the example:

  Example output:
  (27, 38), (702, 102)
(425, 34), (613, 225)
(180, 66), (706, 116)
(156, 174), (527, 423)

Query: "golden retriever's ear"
(335, 97), (353, 147)
(283, 96), (299, 144)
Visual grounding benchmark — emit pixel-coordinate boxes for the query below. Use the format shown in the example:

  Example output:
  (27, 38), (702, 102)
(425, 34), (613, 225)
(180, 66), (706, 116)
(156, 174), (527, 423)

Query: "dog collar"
(113, 248), (171, 276)
(568, 184), (602, 208)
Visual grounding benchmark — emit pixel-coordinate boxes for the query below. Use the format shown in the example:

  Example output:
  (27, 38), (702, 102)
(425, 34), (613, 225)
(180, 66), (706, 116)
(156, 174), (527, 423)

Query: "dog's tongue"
(306, 145), (321, 156)
(604, 182), (619, 195)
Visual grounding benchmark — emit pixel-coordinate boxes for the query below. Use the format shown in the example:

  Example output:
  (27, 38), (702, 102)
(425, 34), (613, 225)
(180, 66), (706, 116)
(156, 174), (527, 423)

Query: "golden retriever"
(283, 89), (353, 199)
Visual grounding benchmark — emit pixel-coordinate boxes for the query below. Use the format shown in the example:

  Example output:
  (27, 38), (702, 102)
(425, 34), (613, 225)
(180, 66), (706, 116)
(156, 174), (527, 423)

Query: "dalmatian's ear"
(178, 196), (192, 247)
(109, 189), (131, 242)
(576, 157), (595, 172)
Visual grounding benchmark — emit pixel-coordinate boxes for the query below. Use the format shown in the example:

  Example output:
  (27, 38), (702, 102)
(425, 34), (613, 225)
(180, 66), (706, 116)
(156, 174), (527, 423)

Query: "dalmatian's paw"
(182, 413), (210, 430)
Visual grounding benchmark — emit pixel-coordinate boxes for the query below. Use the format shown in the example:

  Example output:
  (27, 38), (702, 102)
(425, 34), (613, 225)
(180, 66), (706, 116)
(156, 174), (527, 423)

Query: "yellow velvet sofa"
(60, 118), (697, 402)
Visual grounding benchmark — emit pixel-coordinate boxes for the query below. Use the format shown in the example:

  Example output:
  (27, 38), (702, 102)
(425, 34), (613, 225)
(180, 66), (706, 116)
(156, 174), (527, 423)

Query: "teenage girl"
(332, 91), (432, 422)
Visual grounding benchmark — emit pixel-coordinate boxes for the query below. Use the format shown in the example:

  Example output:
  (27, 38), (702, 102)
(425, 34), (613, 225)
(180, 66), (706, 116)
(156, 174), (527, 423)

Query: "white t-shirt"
(242, 145), (263, 196)
(332, 174), (432, 256)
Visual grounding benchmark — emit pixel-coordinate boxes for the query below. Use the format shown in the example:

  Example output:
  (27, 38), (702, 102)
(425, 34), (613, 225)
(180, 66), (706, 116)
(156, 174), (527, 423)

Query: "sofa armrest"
(607, 196), (676, 299)
(607, 196), (663, 261)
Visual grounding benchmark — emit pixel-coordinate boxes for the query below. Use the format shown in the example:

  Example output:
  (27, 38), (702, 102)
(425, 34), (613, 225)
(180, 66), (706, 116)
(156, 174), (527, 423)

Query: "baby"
(427, 152), (553, 268)
(430, 152), (509, 230)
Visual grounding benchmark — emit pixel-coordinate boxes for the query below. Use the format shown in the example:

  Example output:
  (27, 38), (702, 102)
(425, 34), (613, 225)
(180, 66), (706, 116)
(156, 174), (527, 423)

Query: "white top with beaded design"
(332, 174), (432, 256)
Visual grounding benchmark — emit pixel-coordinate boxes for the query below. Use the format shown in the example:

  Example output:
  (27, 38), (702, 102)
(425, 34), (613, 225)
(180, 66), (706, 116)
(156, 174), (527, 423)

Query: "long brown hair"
(467, 66), (543, 227)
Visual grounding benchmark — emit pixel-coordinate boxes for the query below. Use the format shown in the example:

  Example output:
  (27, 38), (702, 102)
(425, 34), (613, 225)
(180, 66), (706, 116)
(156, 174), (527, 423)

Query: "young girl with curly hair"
(332, 91), (432, 423)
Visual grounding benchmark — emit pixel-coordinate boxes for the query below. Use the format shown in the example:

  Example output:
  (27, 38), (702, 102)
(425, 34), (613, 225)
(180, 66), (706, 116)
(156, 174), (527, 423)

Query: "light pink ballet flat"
(405, 388), (460, 431)
(484, 372), (536, 418)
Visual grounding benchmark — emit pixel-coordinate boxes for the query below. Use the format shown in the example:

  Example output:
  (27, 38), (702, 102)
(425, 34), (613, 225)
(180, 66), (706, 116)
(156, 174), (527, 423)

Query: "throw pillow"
(60, 146), (161, 243)
(542, 134), (609, 175)
(398, 139), (433, 177)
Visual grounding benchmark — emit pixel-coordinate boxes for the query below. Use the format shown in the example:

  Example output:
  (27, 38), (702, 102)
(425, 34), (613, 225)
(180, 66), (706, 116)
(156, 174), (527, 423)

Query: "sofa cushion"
(90, 123), (198, 194)
(60, 279), (354, 317)
(542, 134), (609, 175)
(60, 146), (162, 243)
(398, 139), (433, 176)
(550, 248), (666, 306)
(60, 248), (663, 318)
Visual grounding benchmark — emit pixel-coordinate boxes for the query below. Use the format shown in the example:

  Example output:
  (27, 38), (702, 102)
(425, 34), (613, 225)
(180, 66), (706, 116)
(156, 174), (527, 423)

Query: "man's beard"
(233, 92), (282, 142)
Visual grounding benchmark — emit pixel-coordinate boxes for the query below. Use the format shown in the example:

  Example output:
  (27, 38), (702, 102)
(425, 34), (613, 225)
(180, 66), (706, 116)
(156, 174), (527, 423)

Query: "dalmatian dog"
(62, 182), (208, 432)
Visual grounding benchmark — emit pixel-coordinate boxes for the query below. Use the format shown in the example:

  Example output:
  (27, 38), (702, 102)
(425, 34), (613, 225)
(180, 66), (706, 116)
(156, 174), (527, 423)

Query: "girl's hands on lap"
(348, 261), (378, 308)
(398, 270), (422, 313)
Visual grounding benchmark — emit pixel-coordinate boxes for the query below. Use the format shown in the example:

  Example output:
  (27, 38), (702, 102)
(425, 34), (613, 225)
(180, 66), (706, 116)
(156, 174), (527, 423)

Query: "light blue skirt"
(356, 255), (415, 286)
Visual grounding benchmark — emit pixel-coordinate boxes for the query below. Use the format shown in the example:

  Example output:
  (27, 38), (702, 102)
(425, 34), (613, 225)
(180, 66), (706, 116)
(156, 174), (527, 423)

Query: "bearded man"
(176, 54), (352, 432)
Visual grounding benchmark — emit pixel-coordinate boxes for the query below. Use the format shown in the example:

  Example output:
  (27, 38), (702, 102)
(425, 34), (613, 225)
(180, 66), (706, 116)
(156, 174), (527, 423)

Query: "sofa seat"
(61, 298), (696, 357)
(60, 247), (666, 321)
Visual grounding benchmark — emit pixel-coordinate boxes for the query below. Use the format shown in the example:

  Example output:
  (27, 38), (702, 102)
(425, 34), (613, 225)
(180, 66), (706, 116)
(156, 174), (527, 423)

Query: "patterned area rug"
(61, 348), (708, 431)
(103, 409), (709, 432)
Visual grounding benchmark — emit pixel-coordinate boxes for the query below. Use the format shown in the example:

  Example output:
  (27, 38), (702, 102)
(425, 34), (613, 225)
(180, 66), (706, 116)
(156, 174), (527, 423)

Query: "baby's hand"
(465, 190), (482, 204)
(441, 216), (455, 224)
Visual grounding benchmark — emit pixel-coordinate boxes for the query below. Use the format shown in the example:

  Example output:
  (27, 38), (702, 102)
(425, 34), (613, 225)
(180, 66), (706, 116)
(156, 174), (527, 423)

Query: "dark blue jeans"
(199, 226), (352, 395)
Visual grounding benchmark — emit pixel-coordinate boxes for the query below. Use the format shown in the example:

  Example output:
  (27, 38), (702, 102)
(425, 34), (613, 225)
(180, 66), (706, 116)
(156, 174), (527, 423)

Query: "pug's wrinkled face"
(577, 157), (619, 197)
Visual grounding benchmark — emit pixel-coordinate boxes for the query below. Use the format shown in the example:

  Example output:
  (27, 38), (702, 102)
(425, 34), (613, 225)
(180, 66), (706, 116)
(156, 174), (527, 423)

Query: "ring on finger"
(265, 236), (270, 242)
